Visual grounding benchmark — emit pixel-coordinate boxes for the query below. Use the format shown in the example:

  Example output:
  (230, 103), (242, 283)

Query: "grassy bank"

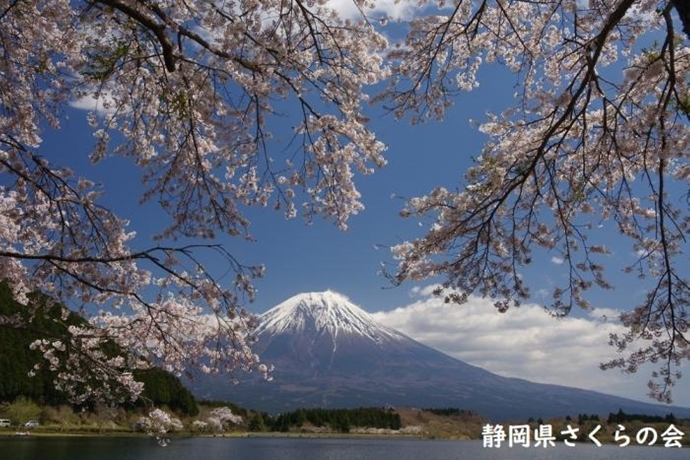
(1, 405), (688, 447)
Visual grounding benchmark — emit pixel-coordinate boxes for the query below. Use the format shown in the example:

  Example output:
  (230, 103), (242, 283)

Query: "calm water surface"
(1, 436), (687, 460)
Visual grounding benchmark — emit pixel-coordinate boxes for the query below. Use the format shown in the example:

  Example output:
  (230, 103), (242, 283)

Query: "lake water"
(1, 436), (687, 460)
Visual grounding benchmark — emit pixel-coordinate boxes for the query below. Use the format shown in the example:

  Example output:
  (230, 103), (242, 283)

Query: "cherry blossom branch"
(387, 0), (690, 402)
(1, 0), (385, 404)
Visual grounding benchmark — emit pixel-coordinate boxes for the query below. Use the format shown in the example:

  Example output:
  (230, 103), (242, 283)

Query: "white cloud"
(551, 256), (564, 265)
(408, 284), (440, 297)
(327, 0), (422, 21)
(69, 90), (119, 114)
(372, 287), (690, 406)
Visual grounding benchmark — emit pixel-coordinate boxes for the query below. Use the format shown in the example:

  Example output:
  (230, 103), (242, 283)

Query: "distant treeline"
(607, 409), (679, 424)
(423, 407), (478, 417)
(249, 407), (402, 433)
(0, 282), (198, 415)
(573, 413), (600, 424)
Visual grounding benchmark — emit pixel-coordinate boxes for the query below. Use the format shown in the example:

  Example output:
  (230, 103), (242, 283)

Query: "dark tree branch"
(671, 0), (690, 39)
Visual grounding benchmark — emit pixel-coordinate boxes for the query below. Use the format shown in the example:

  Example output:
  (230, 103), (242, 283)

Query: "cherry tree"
(0, 0), (387, 403)
(388, 1), (689, 402)
(135, 407), (181, 435)
(206, 405), (244, 431)
(2, 0), (688, 408)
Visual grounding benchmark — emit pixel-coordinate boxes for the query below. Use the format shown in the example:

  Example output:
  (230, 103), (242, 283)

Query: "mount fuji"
(190, 291), (690, 420)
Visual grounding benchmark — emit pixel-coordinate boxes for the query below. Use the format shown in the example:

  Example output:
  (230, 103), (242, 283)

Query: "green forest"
(0, 282), (197, 415)
(250, 407), (402, 433)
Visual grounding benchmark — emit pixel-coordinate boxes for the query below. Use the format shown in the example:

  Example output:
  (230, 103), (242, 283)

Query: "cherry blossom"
(206, 406), (244, 431)
(0, 0), (387, 403)
(388, 1), (689, 402)
(135, 408), (181, 436)
(2, 0), (688, 407)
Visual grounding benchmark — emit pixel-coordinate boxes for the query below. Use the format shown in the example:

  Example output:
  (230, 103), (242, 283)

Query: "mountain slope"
(0, 282), (198, 415)
(191, 291), (690, 420)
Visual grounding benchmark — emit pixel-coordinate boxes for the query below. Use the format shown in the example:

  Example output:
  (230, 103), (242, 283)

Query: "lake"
(1, 436), (687, 460)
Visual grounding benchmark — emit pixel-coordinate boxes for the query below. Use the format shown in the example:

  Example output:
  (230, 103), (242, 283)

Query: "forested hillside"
(0, 283), (197, 415)
(0, 283), (79, 405)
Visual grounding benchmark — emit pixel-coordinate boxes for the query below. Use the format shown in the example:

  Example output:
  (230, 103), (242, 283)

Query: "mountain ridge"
(190, 291), (690, 420)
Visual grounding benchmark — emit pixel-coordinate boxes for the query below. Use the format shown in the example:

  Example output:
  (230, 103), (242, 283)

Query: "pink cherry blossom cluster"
(0, 0), (387, 403)
(1, 0), (688, 407)
(388, 1), (689, 402)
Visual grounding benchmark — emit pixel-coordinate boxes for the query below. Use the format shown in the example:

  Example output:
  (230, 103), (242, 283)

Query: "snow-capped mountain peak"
(194, 292), (690, 421)
(257, 291), (404, 344)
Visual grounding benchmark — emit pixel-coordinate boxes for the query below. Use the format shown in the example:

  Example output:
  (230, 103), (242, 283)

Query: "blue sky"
(57, 61), (514, 312)
(57, 83), (690, 408)
(43, 2), (690, 408)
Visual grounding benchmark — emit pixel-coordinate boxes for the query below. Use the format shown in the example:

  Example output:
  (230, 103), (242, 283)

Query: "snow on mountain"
(256, 291), (406, 346)
(190, 291), (690, 420)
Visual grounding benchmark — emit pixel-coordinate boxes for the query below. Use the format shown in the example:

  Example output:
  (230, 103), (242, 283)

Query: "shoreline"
(0, 428), (440, 440)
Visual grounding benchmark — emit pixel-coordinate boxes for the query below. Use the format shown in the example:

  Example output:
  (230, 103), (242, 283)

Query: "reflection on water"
(0, 436), (687, 460)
